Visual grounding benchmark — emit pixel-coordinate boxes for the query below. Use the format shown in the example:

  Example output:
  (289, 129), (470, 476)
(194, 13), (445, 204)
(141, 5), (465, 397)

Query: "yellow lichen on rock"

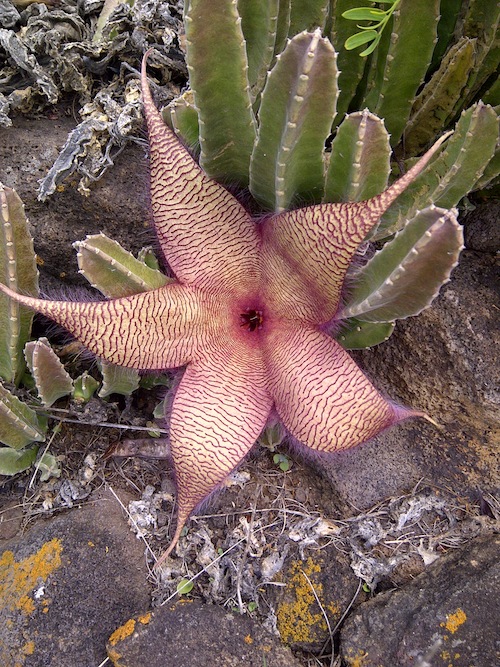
(0, 538), (63, 667)
(0, 538), (63, 616)
(441, 607), (467, 634)
(108, 618), (136, 646)
(276, 557), (327, 644)
(344, 648), (369, 667)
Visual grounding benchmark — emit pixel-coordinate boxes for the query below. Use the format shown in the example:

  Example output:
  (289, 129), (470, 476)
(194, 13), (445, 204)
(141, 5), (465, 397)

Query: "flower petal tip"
(391, 404), (437, 428)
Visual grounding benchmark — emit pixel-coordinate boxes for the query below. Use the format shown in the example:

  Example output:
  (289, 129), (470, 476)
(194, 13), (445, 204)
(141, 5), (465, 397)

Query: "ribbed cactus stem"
(0, 183), (38, 383)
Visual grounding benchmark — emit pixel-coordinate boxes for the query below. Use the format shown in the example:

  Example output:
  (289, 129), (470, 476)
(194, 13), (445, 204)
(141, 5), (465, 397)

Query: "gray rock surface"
(464, 200), (500, 252)
(340, 533), (500, 667)
(0, 112), (152, 293)
(105, 599), (302, 667)
(0, 487), (150, 667)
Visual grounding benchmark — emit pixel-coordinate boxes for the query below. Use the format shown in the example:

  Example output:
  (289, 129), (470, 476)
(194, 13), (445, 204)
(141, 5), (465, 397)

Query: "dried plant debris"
(0, 0), (187, 195)
(124, 472), (498, 617)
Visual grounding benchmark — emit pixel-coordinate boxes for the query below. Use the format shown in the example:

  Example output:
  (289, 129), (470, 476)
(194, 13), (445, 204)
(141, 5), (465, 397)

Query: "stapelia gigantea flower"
(0, 54), (454, 563)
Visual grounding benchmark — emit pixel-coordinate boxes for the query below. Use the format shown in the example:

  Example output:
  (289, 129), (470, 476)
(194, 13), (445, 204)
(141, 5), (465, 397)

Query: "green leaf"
(288, 0), (329, 35)
(98, 361), (140, 398)
(482, 77), (500, 107)
(341, 207), (463, 323)
(0, 183), (38, 384)
(472, 146), (500, 192)
(258, 422), (285, 451)
(329, 0), (372, 122)
(341, 8), (386, 21)
(404, 38), (477, 154)
(430, 0), (462, 69)
(37, 451), (61, 482)
(344, 30), (378, 50)
(73, 372), (100, 403)
(137, 247), (161, 272)
(325, 110), (390, 203)
(74, 233), (169, 299)
(176, 578), (194, 595)
(250, 30), (338, 211)
(0, 445), (38, 475)
(238, 0), (280, 95)
(376, 103), (499, 239)
(273, 452), (290, 472)
(24, 338), (73, 407)
(184, 0), (256, 186)
(460, 0), (500, 106)
(336, 319), (395, 349)
(163, 90), (200, 155)
(273, 0), (291, 58)
(0, 381), (46, 449)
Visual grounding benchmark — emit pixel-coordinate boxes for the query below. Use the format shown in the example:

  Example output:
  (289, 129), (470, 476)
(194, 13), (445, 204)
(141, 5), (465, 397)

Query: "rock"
(0, 487), (150, 667)
(272, 551), (359, 652)
(106, 599), (302, 667)
(0, 111), (151, 292)
(464, 201), (500, 252)
(340, 533), (500, 667)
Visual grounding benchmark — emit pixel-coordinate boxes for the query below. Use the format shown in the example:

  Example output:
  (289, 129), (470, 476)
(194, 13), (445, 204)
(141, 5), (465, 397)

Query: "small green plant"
(176, 578), (195, 595)
(343, 0), (401, 56)
(273, 453), (291, 473)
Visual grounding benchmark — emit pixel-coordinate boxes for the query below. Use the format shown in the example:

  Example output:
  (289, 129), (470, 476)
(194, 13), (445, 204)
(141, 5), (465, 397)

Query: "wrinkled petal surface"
(142, 56), (261, 298)
(163, 334), (273, 560)
(263, 323), (403, 452)
(0, 283), (215, 370)
(260, 133), (451, 325)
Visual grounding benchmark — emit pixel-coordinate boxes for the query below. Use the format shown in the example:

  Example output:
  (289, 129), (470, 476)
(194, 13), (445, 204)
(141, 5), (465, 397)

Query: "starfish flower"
(0, 55), (450, 563)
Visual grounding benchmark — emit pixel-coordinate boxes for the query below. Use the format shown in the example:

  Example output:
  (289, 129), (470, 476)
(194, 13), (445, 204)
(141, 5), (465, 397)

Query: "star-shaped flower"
(1, 54), (451, 563)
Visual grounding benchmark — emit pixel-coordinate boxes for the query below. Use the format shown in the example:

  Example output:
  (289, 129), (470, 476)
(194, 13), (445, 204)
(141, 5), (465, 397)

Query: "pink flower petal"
(263, 323), (412, 452)
(158, 334), (273, 564)
(142, 54), (261, 297)
(0, 283), (214, 370)
(260, 133), (451, 325)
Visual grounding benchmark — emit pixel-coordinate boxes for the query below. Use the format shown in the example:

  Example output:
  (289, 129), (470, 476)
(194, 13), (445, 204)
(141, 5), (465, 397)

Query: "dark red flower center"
(240, 309), (264, 332)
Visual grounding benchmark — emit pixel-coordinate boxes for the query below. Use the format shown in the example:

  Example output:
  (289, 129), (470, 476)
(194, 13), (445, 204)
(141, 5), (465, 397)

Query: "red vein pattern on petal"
(167, 335), (273, 552)
(142, 56), (262, 297)
(260, 132), (452, 326)
(0, 283), (214, 370)
(261, 202), (378, 324)
(263, 323), (401, 452)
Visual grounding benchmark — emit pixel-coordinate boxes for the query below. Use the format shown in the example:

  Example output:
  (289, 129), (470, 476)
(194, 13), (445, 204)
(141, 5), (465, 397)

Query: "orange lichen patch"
(344, 648), (369, 667)
(137, 612), (152, 625)
(328, 600), (340, 616)
(107, 646), (124, 667)
(244, 634), (253, 645)
(441, 608), (467, 634)
(0, 538), (63, 616)
(108, 619), (136, 646)
(276, 557), (328, 644)
(441, 649), (461, 664)
(22, 641), (35, 656)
